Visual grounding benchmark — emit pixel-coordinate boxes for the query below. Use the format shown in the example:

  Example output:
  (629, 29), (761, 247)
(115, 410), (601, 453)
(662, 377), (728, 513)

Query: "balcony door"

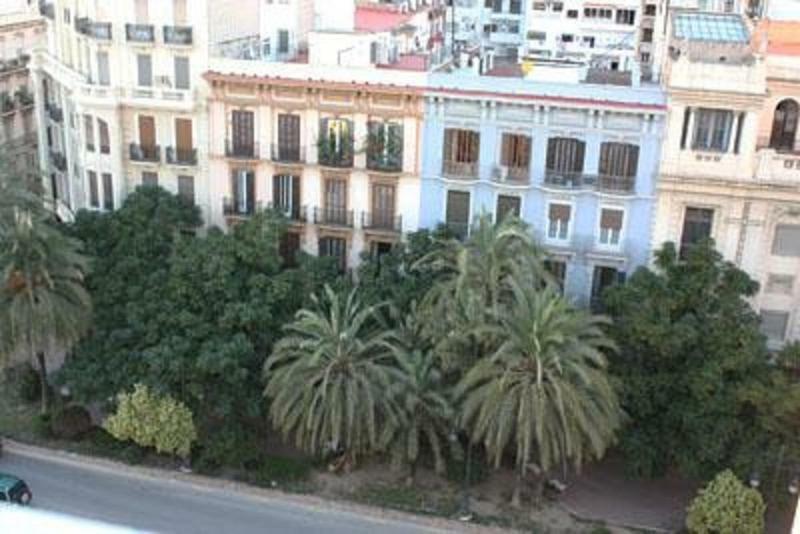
(371, 183), (395, 228)
(546, 137), (585, 176)
(278, 114), (300, 161)
(175, 118), (193, 160)
(770, 99), (799, 153)
(232, 169), (255, 214)
(138, 115), (156, 157)
(231, 110), (254, 156)
(273, 174), (300, 218)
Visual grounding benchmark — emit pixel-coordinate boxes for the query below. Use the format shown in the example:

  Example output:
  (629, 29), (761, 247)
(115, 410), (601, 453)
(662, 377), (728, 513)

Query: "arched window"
(769, 99), (799, 152)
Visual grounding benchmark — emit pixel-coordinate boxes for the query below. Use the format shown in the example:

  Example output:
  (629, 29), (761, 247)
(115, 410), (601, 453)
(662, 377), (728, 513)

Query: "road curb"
(3, 439), (511, 533)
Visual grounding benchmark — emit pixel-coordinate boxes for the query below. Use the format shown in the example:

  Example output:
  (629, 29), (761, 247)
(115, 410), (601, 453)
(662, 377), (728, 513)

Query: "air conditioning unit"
(156, 76), (172, 88)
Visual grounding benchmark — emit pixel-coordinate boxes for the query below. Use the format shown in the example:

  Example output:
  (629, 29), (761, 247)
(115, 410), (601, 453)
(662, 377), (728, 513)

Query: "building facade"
(450, 0), (528, 59)
(419, 73), (666, 305)
(652, 11), (800, 346)
(32, 0), (209, 221)
(0, 3), (43, 177)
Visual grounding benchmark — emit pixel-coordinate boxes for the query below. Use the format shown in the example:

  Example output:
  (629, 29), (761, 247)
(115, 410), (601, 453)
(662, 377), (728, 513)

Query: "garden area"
(1, 179), (800, 533)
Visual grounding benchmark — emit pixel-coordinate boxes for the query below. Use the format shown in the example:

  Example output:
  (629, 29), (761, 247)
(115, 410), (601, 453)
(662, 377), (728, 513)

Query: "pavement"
(0, 442), (490, 534)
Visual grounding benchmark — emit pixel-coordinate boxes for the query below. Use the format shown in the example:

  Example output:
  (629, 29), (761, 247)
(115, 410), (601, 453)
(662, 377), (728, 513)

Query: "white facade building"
(449, 0), (527, 59)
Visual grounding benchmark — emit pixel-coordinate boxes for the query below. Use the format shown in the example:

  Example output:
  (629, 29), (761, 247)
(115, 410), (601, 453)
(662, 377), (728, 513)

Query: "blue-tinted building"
(419, 69), (667, 305)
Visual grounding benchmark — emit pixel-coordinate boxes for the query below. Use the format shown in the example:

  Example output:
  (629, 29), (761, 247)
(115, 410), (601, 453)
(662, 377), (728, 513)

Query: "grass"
(350, 482), (461, 517)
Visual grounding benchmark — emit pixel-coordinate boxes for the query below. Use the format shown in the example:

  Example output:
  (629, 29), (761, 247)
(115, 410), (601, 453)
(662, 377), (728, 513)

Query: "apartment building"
(0, 1), (43, 176)
(420, 68), (666, 305)
(652, 11), (800, 346)
(449, 0), (528, 60)
(32, 0), (210, 222)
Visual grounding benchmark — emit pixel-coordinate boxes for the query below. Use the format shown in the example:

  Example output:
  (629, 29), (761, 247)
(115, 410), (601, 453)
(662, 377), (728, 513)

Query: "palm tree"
(263, 286), (400, 468)
(457, 281), (623, 507)
(0, 208), (92, 413)
(381, 305), (456, 485)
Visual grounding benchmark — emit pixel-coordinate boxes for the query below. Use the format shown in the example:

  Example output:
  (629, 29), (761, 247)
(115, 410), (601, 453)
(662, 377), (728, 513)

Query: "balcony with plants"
(366, 124), (403, 173)
(317, 122), (354, 169)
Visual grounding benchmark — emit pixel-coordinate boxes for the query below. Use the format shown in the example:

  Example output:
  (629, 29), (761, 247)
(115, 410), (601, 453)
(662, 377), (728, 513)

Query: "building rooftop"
(754, 20), (800, 56)
(673, 12), (749, 43)
(354, 4), (414, 33)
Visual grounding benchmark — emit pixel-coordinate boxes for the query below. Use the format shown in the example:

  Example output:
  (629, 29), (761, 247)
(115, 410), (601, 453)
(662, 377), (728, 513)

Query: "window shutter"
(772, 225), (800, 257)
(601, 209), (623, 230)
(291, 176), (301, 210)
(174, 57), (190, 90)
(680, 107), (691, 149)
(549, 203), (571, 221)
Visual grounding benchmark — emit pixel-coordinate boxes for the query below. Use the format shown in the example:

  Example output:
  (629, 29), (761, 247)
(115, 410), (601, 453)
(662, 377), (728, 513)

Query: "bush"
(32, 413), (52, 439)
(445, 447), (488, 486)
(193, 427), (262, 474)
(13, 364), (41, 403)
(82, 428), (146, 465)
(686, 470), (765, 534)
(249, 456), (312, 486)
(50, 405), (93, 440)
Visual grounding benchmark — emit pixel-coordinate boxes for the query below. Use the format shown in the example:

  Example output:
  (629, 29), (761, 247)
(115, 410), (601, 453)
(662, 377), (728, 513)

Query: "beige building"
(0, 2), (43, 177)
(653, 12), (800, 347)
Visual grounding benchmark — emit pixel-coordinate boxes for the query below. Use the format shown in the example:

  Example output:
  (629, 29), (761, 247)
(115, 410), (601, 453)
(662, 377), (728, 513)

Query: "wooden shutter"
(278, 114), (300, 158)
(102, 173), (114, 210)
(138, 115), (155, 148)
(175, 118), (193, 152)
(601, 209), (623, 231)
(446, 190), (470, 224)
(549, 203), (571, 221)
(496, 195), (520, 220)
(137, 54), (152, 87)
(178, 175), (194, 204)
(599, 143), (639, 178)
(325, 178), (346, 211)
(547, 138), (585, 173)
(443, 129), (455, 162)
(174, 57), (190, 90)
(291, 176), (301, 212)
(98, 119), (110, 153)
(232, 110), (254, 154)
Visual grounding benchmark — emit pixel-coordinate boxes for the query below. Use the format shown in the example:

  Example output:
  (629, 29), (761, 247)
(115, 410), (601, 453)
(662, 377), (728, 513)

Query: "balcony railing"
(45, 102), (63, 123)
(362, 211), (402, 233)
(126, 24), (155, 43)
(77, 18), (112, 40)
(164, 25), (193, 45)
(39, 2), (54, 19)
(271, 144), (304, 164)
(223, 197), (261, 217)
(129, 143), (161, 163)
(442, 160), (479, 179)
(225, 140), (259, 160)
(314, 207), (354, 228)
(544, 171), (635, 194)
(49, 151), (67, 172)
(268, 203), (307, 223)
(166, 147), (198, 166)
(0, 55), (29, 75)
(367, 153), (403, 173)
(492, 165), (530, 184)
(317, 140), (354, 168)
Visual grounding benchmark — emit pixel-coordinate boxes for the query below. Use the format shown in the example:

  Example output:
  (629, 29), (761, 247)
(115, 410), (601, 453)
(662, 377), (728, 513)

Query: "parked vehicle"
(0, 474), (32, 505)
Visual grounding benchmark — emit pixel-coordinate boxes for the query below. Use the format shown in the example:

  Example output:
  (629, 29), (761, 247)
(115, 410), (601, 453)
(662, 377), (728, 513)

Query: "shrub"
(250, 456), (312, 486)
(14, 364), (41, 403)
(32, 413), (52, 439)
(445, 448), (489, 486)
(82, 428), (146, 464)
(193, 427), (262, 474)
(51, 405), (93, 440)
(686, 470), (765, 534)
(104, 384), (197, 459)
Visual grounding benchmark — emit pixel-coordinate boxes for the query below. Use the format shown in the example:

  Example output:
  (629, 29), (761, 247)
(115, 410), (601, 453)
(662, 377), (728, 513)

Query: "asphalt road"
(0, 450), (453, 534)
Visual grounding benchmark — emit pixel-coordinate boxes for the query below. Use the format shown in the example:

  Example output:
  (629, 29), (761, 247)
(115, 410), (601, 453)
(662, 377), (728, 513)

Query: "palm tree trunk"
(511, 468), (523, 508)
(36, 351), (49, 414)
(406, 459), (417, 487)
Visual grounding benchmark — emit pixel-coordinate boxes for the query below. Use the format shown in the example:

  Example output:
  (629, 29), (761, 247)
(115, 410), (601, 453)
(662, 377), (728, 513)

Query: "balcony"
(268, 203), (307, 223)
(271, 144), (304, 164)
(362, 211), (402, 233)
(442, 160), (479, 179)
(39, 2), (54, 19)
(45, 102), (63, 123)
(49, 151), (66, 172)
(129, 143), (161, 163)
(314, 207), (354, 228)
(0, 54), (30, 76)
(544, 171), (635, 194)
(76, 18), (112, 40)
(126, 24), (155, 43)
(491, 165), (530, 184)
(367, 153), (403, 173)
(225, 140), (259, 160)
(166, 147), (197, 166)
(317, 139), (354, 168)
(223, 197), (261, 218)
(164, 26), (193, 45)
(1, 93), (15, 115)
(756, 148), (800, 184)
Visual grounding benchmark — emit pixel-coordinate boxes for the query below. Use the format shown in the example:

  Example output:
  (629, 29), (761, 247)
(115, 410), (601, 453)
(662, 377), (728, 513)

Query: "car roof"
(0, 473), (23, 490)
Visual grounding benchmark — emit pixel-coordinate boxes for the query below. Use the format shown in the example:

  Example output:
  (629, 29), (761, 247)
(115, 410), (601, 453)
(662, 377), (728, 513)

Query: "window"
(641, 52), (651, 63)
(371, 183), (396, 229)
(582, 36), (595, 48)
(496, 195), (521, 221)
(273, 174), (300, 218)
(616, 9), (636, 25)
(532, 2), (546, 10)
(561, 34), (574, 43)
(544, 260), (566, 290)
(175, 118), (193, 161)
(584, 7), (611, 19)
(680, 107), (691, 149)
(231, 110), (255, 157)
(178, 175), (194, 205)
(174, 57), (190, 90)
(277, 114), (301, 161)
(500, 133), (531, 171)
(766, 274), (795, 295)
(645, 4), (656, 16)
(87, 170), (99, 207)
(102, 173), (114, 210)
(599, 208), (624, 246)
(138, 115), (157, 158)
(322, 177), (348, 225)
(509, 0), (521, 14)
(552, 2), (563, 12)
(566, 9), (578, 18)
(599, 142), (639, 179)
(446, 190), (470, 239)
(692, 108), (733, 152)
(547, 203), (571, 241)
(232, 169), (255, 215)
(443, 129), (480, 176)
(760, 310), (789, 343)
(591, 266), (623, 302)
(137, 54), (153, 87)
(318, 118), (354, 167)
(367, 121), (403, 171)
(319, 236), (347, 271)
(772, 225), (800, 257)
(98, 119), (109, 154)
(280, 232), (301, 267)
(642, 28), (653, 43)
(546, 137), (585, 177)
(371, 241), (394, 258)
(142, 171), (158, 186)
(528, 31), (546, 41)
(680, 207), (714, 256)
(278, 29), (289, 54)
(97, 52), (110, 86)
(84, 115), (95, 152)
(769, 99), (798, 152)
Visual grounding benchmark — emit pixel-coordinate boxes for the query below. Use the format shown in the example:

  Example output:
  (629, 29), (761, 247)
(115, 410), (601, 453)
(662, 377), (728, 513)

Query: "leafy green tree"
(264, 286), (399, 468)
(105, 383), (197, 459)
(457, 281), (622, 506)
(604, 241), (772, 479)
(0, 206), (92, 413)
(686, 470), (766, 534)
(381, 305), (456, 485)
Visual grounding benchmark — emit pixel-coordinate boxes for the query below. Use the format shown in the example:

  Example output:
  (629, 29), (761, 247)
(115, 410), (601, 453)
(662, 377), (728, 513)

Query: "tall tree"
(264, 286), (400, 468)
(604, 241), (771, 478)
(457, 281), (622, 506)
(0, 207), (92, 413)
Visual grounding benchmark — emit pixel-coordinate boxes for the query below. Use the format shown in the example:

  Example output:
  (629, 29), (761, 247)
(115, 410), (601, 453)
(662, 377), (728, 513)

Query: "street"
(0, 449), (454, 534)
